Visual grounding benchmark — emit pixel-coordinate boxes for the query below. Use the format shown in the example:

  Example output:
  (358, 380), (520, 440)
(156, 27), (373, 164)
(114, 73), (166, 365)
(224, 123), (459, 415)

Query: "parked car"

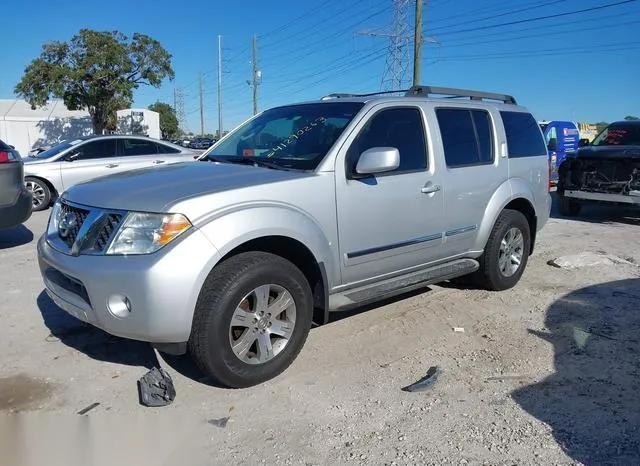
(0, 139), (32, 229)
(37, 85), (551, 388)
(189, 138), (214, 149)
(538, 120), (580, 184)
(23, 135), (198, 211)
(557, 120), (640, 216)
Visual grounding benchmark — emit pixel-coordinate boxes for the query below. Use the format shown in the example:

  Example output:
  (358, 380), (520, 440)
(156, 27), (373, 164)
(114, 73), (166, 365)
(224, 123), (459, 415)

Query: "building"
(0, 99), (160, 157)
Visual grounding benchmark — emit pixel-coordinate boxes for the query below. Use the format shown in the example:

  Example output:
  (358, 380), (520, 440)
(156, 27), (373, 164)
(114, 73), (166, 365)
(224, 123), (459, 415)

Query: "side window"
(122, 138), (159, 156)
(73, 139), (117, 160)
(346, 107), (428, 175)
(545, 126), (557, 144)
(500, 111), (548, 158)
(436, 108), (495, 168)
(155, 142), (181, 154)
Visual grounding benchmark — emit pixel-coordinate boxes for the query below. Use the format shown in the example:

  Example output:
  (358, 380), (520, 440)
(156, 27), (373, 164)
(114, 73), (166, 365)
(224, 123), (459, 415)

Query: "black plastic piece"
(138, 367), (176, 407)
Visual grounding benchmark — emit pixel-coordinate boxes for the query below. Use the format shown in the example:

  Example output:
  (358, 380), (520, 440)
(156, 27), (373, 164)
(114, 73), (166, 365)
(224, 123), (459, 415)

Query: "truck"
(37, 85), (551, 388)
(557, 120), (640, 216)
(538, 120), (581, 184)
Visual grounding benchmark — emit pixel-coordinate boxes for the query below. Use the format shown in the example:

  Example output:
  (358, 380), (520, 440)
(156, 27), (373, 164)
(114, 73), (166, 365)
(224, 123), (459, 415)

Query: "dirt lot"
(1, 194), (639, 466)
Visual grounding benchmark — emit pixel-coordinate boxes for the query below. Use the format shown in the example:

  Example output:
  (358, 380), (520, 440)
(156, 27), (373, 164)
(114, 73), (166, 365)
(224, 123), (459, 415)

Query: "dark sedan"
(0, 139), (32, 229)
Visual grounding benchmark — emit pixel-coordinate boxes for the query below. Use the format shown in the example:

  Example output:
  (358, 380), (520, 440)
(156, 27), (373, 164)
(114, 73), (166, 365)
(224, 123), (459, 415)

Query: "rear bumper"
(0, 187), (33, 229)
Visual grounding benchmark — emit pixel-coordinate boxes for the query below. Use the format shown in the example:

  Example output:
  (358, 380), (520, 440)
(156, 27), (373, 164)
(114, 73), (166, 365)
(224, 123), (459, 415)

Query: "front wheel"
(472, 209), (531, 291)
(188, 252), (313, 388)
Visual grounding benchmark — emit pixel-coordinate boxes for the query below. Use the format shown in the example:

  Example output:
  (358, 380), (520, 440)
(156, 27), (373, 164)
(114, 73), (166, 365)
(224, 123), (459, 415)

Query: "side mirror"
(578, 138), (590, 147)
(355, 147), (400, 176)
(547, 137), (557, 151)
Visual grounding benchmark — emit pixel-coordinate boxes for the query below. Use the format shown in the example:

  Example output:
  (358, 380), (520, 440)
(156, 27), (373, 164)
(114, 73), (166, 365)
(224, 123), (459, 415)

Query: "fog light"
(107, 294), (132, 318)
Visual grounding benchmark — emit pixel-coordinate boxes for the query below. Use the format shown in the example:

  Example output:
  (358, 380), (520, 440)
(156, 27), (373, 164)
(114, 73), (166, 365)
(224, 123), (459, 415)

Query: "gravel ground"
(0, 193), (639, 466)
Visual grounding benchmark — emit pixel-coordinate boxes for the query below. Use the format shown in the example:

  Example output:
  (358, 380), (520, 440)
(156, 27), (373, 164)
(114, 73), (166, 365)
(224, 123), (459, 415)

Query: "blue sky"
(2, 0), (639, 134)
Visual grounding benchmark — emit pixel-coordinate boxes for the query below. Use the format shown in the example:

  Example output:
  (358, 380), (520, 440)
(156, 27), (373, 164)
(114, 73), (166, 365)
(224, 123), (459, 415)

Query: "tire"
(188, 251), (313, 388)
(558, 192), (582, 216)
(472, 209), (531, 291)
(25, 177), (52, 212)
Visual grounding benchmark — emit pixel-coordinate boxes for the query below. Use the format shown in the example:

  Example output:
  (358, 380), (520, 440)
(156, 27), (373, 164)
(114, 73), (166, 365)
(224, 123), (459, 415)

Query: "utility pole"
(199, 72), (204, 136)
(413, 0), (423, 86)
(217, 35), (223, 139)
(174, 88), (186, 134)
(252, 34), (259, 115)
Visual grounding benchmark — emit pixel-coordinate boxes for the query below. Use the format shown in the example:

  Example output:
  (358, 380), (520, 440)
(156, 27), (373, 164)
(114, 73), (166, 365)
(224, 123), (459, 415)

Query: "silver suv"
(23, 135), (197, 211)
(37, 86), (551, 388)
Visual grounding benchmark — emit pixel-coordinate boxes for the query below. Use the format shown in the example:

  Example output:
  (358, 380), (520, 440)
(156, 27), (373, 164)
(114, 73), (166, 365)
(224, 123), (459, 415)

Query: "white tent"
(0, 99), (160, 157)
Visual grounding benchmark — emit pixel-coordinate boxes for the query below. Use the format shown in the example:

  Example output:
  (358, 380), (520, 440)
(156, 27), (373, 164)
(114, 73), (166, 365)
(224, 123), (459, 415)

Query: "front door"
(60, 138), (119, 190)
(335, 105), (446, 287)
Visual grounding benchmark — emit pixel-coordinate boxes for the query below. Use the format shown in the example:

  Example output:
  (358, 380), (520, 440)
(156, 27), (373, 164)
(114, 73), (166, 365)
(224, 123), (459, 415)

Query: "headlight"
(47, 199), (63, 237)
(106, 212), (192, 255)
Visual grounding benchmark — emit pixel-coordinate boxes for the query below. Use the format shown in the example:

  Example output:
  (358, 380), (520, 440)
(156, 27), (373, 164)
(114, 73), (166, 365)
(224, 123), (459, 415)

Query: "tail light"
(0, 150), (14, 164)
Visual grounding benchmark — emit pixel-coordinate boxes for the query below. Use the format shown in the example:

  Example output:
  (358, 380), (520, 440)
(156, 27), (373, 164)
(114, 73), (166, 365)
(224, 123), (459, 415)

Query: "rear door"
(0, 141), (22, 207)
(433, 105), (508, 255)
(116, 138), (168, 169)
(60, 138), (120, 190)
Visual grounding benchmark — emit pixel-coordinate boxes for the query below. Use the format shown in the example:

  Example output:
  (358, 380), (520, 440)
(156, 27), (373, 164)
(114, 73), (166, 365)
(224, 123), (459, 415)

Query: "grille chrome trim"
(47, 199), (127, 256)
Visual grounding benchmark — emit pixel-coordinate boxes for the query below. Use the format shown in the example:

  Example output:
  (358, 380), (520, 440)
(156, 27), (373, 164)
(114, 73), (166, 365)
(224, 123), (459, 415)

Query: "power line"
(429, 0), (639, 37)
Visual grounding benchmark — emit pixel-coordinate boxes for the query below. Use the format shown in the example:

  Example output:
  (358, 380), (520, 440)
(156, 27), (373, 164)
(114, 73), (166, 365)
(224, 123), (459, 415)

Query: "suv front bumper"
(37, 228), (220, 344)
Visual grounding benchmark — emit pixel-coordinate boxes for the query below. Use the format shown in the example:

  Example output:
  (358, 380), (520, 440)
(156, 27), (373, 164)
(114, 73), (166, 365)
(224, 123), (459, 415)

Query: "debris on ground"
(401, 366), (441, 392)
(77, 402), (100, 415)
(207, 416), (231, 428)
(137, 367), (176, 407)
(453, 327), (465, 333)
(547, 251), (635, 270)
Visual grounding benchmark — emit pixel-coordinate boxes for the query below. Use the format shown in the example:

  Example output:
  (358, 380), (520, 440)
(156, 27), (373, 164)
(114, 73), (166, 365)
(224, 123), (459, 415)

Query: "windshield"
(205, 102), (365, 170)
(31, 139), (84, 159)
(591, 123), (640, 146)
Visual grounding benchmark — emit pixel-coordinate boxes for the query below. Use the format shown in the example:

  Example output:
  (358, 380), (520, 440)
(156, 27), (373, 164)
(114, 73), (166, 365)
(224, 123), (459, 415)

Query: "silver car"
(23, 135), (198, 211)
(37, 86), (551, 388)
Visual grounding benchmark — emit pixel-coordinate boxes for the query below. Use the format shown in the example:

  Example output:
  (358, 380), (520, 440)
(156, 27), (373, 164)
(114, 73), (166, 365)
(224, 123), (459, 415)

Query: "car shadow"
(511, 278), (640, 465)
(37, 290), (158, 369)
(0, 224), (34, 249)
(550, 191), (640, 226)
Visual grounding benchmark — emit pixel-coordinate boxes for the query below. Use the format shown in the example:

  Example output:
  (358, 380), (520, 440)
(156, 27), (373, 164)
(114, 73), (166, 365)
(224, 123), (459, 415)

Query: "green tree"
(624, 115), (639, 121)
(15, 29), (174, 134)
(148, 101), (179, 139)
(594, 121), (609, 132)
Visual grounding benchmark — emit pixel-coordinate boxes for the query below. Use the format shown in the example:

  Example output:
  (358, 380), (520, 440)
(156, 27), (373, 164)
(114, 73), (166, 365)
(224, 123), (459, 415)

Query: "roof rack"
(405, 85), (517, 104)
(320, 89), (407, 100)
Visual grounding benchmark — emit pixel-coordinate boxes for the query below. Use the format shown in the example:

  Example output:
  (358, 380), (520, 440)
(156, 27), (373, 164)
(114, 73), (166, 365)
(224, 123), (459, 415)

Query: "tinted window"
(156, 142), (181, 154)
(436, 108), (494, 167)
(347, 107), (427, 174)
(75, 139), (117, 160)
(500, 111), (547, 158)
(122, 139), (158, 156)
(591, 122), (640, 146)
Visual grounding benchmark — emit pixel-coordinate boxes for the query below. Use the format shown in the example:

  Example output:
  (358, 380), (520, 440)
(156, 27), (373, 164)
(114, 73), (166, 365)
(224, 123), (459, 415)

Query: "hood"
(575, 145), (640, 160)
(61, 161), (313, 212)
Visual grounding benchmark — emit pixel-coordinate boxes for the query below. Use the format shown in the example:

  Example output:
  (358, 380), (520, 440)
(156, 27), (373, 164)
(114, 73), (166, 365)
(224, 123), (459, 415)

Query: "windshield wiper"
(207, 156), (290, 171)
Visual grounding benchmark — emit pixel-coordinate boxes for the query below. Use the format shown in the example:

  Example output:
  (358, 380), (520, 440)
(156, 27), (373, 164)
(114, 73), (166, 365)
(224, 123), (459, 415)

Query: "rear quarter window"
(500, 111), (547, 158)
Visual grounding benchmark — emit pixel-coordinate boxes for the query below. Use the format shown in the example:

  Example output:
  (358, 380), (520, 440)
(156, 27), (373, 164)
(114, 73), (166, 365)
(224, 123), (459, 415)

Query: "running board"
(328, 258), (479, 311)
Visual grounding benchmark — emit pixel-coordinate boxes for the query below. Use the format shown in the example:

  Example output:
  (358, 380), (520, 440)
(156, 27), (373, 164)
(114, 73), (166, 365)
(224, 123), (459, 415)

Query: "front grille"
(58, 203), (90, 247)
(94, 214), (123, 251)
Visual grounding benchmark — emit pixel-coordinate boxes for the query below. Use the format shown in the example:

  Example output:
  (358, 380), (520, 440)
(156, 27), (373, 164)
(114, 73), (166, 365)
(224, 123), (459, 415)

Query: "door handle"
(105, 164), (119, 168)
(152, 160), (165, 164)
(421, 184), (441, 194)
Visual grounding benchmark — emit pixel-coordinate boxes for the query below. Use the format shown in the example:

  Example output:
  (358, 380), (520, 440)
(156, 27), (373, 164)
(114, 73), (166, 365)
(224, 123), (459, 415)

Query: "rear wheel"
(188, 252), (313, 388)
(472, 209), (531, 291)
(25, 177), (51, 212)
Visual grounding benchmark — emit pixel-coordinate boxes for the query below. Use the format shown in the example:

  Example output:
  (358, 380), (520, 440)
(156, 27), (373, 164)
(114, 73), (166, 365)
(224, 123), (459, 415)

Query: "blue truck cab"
(539, 120), (580, 184)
